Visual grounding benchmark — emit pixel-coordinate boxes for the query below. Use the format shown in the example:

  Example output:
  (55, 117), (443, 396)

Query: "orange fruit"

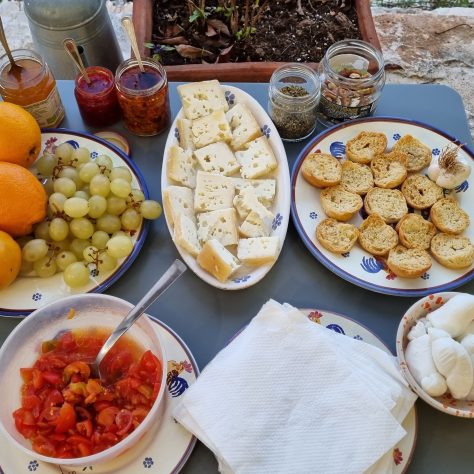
(0, 162), (47, 237)
(0, 230), (21, 289)
(0, 102), (41, 168)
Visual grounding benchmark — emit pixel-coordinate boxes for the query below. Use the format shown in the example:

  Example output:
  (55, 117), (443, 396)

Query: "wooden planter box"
(132, 0), (381, 82)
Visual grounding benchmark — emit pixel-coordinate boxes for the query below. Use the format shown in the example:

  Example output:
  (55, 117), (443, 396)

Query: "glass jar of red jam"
(115, 58), (170, 136)
(74, 66), (121, 128)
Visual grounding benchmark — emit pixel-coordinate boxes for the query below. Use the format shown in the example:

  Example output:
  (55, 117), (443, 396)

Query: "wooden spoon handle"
(0, 17), (17, 68)
(63, 38), (91, 84)
(121, 16), (145, 73)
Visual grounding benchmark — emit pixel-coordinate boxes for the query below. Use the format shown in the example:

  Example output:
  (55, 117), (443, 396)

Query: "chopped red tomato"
(55, 402), (76, 433)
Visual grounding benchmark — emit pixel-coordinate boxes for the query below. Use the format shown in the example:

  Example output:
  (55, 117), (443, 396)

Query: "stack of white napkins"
(174, 300), (417, 474)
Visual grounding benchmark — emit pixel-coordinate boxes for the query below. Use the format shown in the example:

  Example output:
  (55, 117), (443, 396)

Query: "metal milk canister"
(24, 0), (123, 80)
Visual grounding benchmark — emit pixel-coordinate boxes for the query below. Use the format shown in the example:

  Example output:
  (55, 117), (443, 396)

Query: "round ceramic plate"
(0, 316), (198, 474)
(161, 85), (290, 290)
(0, 130), (150, 318)
(301, 308), (417, 473)
(292, 117), (474, 297)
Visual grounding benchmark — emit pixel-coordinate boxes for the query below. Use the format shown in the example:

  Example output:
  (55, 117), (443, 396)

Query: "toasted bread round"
(358, 214), (399, 256)
(401, 174), (444, 210)
(392, 134), (432, 172)
(370, 150), (408, 189)
(387, 245), (432, 278)
(430, 198), (470, 234)
(346, 131), (388, 164)
(320, 185), (363, 222)
(340, 160), (374, 195)
(301, 153), (342, 188)
(430, 233), (474, 269)
(316, 218), (359, 253)
(396, 213), (437, 250)
(364, 187), (408, 224)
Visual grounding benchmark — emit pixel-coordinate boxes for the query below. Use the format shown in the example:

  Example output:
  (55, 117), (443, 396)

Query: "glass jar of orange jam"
(115, 58), (170, 136)
(0, 49), (64, 128)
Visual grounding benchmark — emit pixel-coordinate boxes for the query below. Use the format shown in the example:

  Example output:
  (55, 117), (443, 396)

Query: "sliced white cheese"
(191, 109), (232, 149)
(163, 185), (195, 227)
(194, 171), (235, 213)
(176, 118), (195, 151)
(235, 136), (278, 179)
(174, 214), (201, 257)
(197, 208), (238, 246)
(177, 80), (229, 120)
(237, 236), (280, 266)
(239, 210), (273, 238)
(167, 145), (197, 188)
(233, 185), (272, 220)
(233, 178), (276, 207)
(193, 142), (240, 176)
(226, 102), (262, 151)
(197, 239), (241, 282)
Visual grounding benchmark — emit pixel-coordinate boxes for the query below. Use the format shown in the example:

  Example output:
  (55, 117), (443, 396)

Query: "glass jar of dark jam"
(74, 66), (120, 128)
(115, 58), (170, 136)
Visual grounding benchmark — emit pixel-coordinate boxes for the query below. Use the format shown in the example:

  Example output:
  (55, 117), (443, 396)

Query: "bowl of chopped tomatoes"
(0, 293), (167, 466)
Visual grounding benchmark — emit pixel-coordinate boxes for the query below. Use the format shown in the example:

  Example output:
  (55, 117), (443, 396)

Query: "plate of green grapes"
(0, 130), (162, 317)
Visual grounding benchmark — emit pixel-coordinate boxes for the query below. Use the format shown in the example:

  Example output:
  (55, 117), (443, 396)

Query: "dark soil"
(151, 0), (361, 65)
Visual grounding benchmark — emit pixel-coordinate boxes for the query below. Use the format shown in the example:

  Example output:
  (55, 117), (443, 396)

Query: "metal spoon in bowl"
(0, 16), (23, 80)
(92, 259), (187, 382)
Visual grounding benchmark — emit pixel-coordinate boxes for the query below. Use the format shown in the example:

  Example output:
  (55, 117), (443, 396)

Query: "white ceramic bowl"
(0, 294), (167, 466)
(396, 291), (474, 418)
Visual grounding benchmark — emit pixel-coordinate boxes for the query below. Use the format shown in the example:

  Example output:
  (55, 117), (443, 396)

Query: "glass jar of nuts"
(318, 39), (385, 128)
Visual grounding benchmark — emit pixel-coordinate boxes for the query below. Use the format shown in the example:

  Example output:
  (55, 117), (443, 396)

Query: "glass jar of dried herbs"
(268, 64), (321, 142)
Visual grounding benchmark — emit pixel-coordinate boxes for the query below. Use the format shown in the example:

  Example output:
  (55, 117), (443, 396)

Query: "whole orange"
(0, 230), (22, 289)
(0, 102), (41, 168)
(0, 162), (47, 237)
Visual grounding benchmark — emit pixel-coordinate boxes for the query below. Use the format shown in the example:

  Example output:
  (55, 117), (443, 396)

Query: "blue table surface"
(1, 82), (473, 474)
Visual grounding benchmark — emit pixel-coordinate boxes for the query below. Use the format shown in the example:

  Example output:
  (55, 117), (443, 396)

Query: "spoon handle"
(63, 38), (91, 84)
(0, 17), (17, 67)
(95, 259), (187, 368)
(121, 16), (145, 73)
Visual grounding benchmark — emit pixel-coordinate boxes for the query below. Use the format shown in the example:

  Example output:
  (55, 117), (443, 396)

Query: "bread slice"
(301, 153), (342, 188)
(226, 102), (263, 150)
(163, 185), (195, 227)
(176, 118), (195, 151)
(233, 178), (276, 206)
(320, 185), (363, 222)
(167, 145), (197, 188)
(174, 214), (201, 257)
(191, 109), (232, 149)
(194, 171), (235, 213)
(177, 80), (228, 120)
(340, 160), (374, 195)
(364, 187), (408, 224)
(396, 213), (436, 250)
(316, 218), (359, 253)
(239, 210), (273, 238)
(430, 233), (474, 269)
(345, 131), (387, 164)
(237, 236), (279, 265)
(197, 239), (241, 282)
(193, 141), (240, 176)
(387, 245), (432, 278)
(430, 198), (470, 234)
(197, 208), (239, 246)
(401, 174), (444, 210)
(392, 134), (431, 172)
(370, 150), (408, 189)
(358, 214), (399, 256)
(235, 136), (278, 179)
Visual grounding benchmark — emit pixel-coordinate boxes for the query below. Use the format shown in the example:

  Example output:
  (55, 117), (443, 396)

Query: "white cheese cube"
(197, 208), (238, 246)
(226, 102), (262, 150)
(239, 210), (273, 238)
(194, 171), (235, 213)
(197, 239), (241, 282)
(167, 145), (197, 188)
(177, 80), (229, 120)
(233, 178), (276, 207)
(237, 236), (280, 266)
(235, 136), (278, 179)
(191, 109), (232, 149)
(163, 185), (195, 227)
(176, 118), (195, 151)
(193, 142), (240, 176)
(174, 214), (201, 257)
(233, 186), (272, 220)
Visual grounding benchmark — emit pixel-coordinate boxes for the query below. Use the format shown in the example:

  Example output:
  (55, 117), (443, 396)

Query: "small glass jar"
(318, 39), (385, 128)
(0, 48), (65, 128)
(268, 64), (321, 142)
(115, 58), (170, 136)
(74, 66), (121, 128)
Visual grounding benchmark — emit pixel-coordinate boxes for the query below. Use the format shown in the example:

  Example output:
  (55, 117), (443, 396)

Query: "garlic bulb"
(428, 144), (471, 189)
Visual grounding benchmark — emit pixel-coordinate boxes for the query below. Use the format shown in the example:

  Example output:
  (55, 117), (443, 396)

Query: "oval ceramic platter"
(300, 309), (417, 473)
(0, 130), (149, 318)
(0, 316), (198, 473)
(162, 85), (290, 290)
(292, 117), (474, 297)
